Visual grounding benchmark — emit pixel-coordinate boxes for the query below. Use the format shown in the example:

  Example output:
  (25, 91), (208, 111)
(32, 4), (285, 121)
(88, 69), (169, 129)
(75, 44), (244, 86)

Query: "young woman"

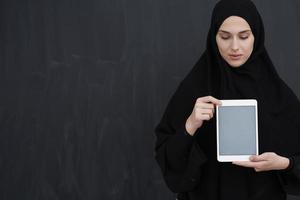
(154, 0), (300, 199)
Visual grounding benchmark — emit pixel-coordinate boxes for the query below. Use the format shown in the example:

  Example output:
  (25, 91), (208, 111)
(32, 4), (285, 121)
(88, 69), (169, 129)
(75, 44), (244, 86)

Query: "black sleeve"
(155, 124), (207, 193)
(153, 63), (211, 193)
(277, 155), (300, 195)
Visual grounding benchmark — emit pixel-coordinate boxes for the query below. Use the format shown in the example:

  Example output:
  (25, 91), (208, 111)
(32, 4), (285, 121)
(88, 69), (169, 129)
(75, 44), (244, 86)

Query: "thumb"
(250, 155), (262, 162)
(250, 153), (269, 162)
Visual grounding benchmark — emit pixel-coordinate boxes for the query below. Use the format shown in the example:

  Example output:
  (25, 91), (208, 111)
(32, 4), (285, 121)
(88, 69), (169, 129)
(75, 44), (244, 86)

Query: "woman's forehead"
(218, 16), (252, 32)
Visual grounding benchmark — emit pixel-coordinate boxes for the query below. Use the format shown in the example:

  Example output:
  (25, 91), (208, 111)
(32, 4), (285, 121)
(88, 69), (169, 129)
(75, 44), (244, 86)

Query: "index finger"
(201, 96), (222, 105)
(232, 160), (267, 169)
(232, 161), (259, 168)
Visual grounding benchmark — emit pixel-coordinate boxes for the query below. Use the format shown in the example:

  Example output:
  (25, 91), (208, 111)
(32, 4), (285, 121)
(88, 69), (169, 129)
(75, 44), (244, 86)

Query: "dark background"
(0, 0), (299, 199)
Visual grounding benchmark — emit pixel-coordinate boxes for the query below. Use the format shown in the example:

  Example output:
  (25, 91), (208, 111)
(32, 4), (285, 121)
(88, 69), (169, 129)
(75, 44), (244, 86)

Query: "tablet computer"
(216, 99), (258, 162)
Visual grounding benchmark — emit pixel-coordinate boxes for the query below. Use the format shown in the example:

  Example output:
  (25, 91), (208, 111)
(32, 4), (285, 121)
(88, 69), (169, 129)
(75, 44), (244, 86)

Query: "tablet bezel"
(216, 99), (259, 162)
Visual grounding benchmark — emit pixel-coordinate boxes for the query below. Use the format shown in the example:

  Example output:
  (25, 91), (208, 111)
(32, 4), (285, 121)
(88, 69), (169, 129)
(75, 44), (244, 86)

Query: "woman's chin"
(226, 60), (246, 68)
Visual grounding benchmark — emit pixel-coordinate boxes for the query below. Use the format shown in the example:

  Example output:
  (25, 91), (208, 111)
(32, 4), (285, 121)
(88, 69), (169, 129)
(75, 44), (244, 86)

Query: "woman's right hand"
(185, 96), (222, 136)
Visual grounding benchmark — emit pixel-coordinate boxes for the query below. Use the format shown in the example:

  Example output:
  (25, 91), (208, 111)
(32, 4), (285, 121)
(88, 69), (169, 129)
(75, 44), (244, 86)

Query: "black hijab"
(155, 0), (300, 165)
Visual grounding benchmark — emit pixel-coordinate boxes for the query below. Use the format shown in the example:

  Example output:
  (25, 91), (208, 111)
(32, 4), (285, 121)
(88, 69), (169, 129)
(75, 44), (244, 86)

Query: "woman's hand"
(185, 96), (222, 136)
(232, 152), (290, 172)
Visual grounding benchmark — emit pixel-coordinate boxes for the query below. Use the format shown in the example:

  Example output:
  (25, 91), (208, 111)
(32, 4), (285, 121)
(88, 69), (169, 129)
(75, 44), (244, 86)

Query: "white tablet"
(216, 99), (259, 162)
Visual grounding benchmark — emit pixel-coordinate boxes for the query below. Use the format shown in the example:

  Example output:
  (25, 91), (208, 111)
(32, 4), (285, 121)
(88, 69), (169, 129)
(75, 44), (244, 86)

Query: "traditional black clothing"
(154, 0), (300, 199)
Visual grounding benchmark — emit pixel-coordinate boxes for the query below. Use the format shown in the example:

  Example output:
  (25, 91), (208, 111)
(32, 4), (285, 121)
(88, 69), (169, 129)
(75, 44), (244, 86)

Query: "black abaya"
(154, 0), (300, 199)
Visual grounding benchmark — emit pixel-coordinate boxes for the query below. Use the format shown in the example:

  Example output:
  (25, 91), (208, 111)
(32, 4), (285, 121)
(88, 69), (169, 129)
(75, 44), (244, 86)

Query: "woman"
(154, 0), (300, 199)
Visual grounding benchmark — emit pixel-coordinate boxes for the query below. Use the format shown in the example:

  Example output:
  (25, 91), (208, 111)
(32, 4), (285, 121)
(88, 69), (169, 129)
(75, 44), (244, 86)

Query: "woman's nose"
(230, 38), (239, 51)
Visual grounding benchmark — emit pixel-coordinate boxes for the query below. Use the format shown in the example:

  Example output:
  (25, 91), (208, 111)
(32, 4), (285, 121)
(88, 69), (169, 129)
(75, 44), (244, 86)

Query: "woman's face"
(216, 16), (255, 68)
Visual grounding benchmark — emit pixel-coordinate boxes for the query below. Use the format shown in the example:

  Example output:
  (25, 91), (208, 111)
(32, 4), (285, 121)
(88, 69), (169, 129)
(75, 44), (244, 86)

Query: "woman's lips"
(229, 54), (243, 60)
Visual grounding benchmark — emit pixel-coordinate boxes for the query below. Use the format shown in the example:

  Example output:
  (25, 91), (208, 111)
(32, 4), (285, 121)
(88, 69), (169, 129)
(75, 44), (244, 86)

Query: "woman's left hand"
(232, 152), (290, 172)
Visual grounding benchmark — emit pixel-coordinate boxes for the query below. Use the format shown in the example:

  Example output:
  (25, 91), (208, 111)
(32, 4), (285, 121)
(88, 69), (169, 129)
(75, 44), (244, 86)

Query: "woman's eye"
(240, 35), (249, 40)
(220, 36), (230, 40)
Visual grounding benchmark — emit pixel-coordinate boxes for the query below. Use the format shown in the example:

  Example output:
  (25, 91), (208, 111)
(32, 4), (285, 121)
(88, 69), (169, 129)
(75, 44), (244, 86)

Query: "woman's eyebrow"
(218, 30), (252, 34)
(239, 30), (252, 34)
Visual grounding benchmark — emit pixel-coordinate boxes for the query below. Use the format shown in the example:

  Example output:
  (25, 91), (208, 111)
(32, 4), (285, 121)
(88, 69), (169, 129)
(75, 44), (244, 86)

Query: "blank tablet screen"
(218, 106), (256, 155)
